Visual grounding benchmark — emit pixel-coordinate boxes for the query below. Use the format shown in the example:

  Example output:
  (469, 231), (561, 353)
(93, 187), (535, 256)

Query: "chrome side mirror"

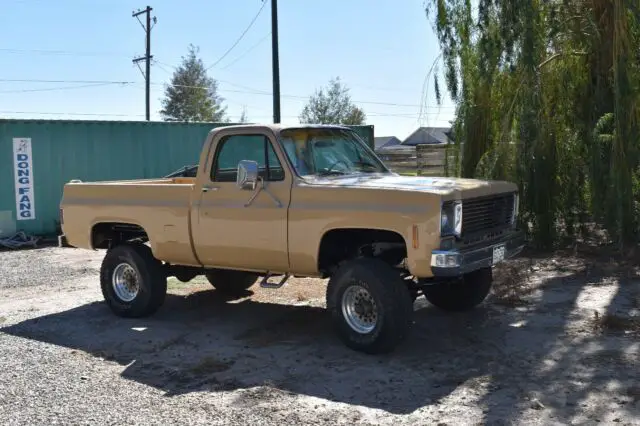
(236, 160), (259, 190)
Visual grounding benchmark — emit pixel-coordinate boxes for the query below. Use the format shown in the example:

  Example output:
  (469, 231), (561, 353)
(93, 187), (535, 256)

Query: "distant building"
(374, 136), (402, 150)
(402, 127), (453, 146)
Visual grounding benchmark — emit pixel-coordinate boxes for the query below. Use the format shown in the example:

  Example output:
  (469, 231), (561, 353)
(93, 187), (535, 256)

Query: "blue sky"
(1, 0), (455, 139)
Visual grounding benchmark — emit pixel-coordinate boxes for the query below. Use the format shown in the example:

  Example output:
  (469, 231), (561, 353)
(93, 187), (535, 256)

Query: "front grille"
(451, 192), (516, 237)
(462, 192), (515, 235)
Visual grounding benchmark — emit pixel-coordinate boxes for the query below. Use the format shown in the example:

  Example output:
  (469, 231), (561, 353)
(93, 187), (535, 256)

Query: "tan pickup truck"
(60, 124), (524, 354)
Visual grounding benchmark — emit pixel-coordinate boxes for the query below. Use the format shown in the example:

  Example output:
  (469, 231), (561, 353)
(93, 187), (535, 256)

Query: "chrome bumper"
(430, 230), (526, 277)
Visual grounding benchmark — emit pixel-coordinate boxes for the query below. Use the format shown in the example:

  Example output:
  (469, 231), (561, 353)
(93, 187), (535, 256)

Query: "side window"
(211, 134), (285, 182)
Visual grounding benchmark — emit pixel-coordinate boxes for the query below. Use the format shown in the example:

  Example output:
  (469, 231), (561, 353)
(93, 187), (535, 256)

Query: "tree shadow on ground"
(480, 260), (640, 424)
(2, 262), (638, 421)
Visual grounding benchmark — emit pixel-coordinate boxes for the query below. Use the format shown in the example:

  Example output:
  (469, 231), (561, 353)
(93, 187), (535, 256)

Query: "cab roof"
(209, 123), (354, 133)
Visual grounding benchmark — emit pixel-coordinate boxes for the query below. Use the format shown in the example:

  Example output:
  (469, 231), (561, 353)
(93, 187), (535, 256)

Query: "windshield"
(278, 128), (389, 177)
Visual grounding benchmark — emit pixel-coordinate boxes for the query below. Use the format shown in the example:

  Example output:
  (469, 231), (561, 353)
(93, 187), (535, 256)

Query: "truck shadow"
(2, 271), (638, 419)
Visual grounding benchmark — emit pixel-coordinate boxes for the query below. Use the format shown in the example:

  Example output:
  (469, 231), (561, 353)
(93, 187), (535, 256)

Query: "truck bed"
(61, 178), (200, 266)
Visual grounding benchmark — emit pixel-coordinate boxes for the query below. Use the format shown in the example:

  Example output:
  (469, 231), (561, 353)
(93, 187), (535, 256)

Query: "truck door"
(192, 129), (291, 272)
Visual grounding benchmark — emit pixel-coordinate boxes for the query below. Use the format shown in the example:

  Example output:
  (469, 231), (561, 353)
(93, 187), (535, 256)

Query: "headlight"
(441, 201), (462, 237)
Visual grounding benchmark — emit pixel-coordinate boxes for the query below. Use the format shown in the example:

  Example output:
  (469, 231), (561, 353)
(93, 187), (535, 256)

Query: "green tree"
(426, 0), (640, 248)
(160, 44), (227, 122)
(299, 77), (366, 125)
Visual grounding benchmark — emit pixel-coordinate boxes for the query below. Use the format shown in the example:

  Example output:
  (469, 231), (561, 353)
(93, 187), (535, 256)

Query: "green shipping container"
(0, 119), (374, 237)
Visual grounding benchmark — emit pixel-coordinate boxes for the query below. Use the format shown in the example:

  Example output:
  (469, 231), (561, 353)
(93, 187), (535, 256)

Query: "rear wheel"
(100, 243), (167, 318)
(326, 258), (414, 354)
(422, 267), (493, 311)
(205, 269), (258, 296)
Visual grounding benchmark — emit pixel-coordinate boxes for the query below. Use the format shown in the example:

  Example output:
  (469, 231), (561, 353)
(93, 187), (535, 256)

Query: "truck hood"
(301, 173), (517, 199)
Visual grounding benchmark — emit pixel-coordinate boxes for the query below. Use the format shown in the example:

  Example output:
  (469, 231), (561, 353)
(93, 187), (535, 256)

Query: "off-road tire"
(100, 243), (167, 318)
(326, 258), (414, 354)
(204, 269), (258, 296)
(423, 267), (493, 311)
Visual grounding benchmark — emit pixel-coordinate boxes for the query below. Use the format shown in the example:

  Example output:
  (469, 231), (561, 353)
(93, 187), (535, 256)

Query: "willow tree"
(426, 0), (640, 248)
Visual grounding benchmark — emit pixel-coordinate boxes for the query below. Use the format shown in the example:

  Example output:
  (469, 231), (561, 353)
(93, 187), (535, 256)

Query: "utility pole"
(132, 6), (156, 121)
(269, 0), (281, 123)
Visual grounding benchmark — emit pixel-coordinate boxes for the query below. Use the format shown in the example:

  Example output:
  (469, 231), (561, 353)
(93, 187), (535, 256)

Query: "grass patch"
(167, 276), (208, 291)
(167, 278), (189, 290)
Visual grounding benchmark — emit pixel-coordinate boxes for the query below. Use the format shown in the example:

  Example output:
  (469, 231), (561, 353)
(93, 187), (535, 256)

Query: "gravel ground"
(0, 246), (639, 425)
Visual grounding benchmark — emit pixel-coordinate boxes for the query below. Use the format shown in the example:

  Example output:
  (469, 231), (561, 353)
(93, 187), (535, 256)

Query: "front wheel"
(422, 267), (493, 311)
(100, 243), (167, 318)
(326, 258), (414, 354)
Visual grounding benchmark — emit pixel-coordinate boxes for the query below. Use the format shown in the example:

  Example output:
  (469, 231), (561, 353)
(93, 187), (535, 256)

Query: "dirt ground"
(0, 246), (639, 425)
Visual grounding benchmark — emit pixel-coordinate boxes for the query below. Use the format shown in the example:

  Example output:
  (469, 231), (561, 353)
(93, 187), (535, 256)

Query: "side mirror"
(236, 160), (259, 190)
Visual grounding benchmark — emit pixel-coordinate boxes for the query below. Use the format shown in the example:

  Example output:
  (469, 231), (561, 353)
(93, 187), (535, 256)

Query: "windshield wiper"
(317, 170), (350, 176)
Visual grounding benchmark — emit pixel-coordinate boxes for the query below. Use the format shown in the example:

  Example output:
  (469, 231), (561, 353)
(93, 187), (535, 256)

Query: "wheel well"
(91, 222), (149, 249)
(318, 228), (407, 276)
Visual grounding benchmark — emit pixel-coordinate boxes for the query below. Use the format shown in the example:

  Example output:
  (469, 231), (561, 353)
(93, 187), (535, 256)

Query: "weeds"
(491, 260), (535, 306)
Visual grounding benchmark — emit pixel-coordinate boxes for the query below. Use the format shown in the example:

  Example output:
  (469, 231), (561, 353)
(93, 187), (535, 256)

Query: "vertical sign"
(13, 138), (36, 220)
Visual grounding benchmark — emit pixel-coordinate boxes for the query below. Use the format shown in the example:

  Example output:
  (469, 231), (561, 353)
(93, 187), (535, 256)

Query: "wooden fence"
(376, 144), (460, 176)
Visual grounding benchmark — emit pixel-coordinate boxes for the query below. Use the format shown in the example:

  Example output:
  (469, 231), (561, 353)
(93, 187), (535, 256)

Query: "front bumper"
(430, 230), (525, 277)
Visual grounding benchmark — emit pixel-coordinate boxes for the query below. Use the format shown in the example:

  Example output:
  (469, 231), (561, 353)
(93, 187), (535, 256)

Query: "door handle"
(202, 185), (219, 193)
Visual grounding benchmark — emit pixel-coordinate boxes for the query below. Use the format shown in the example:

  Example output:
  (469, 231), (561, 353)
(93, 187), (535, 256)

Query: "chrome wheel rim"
(112, 263), (139, 302)
(341, 284), (378, 334)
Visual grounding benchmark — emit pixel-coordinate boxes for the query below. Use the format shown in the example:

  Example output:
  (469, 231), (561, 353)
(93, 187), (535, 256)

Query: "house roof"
(374, 136), (402, 150)
(402, 127), (453, 146)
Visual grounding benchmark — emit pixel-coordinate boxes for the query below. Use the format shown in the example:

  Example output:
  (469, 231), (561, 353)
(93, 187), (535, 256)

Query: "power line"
(6, 0), (49, 5)
(0, 78), (135, 84)
(0, 82), (127, 94)
(153, 60), (174, 75)
(0, 47), (430, 96)
(0, 48), (130, 57)
(149, 62), (447, 111)
(141, 79), (453, 109)
(223, 99), (442, 118)
(220, 32), (271, 70)
(0, 109), (448, 120)
(0, 78), (456, 109)
(205, 1), (268, 71)
(348, 83), (423, 94)
(0, 110), (144, 117)
(209, 86), (455, 109)
(151, 62), (273, 95)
